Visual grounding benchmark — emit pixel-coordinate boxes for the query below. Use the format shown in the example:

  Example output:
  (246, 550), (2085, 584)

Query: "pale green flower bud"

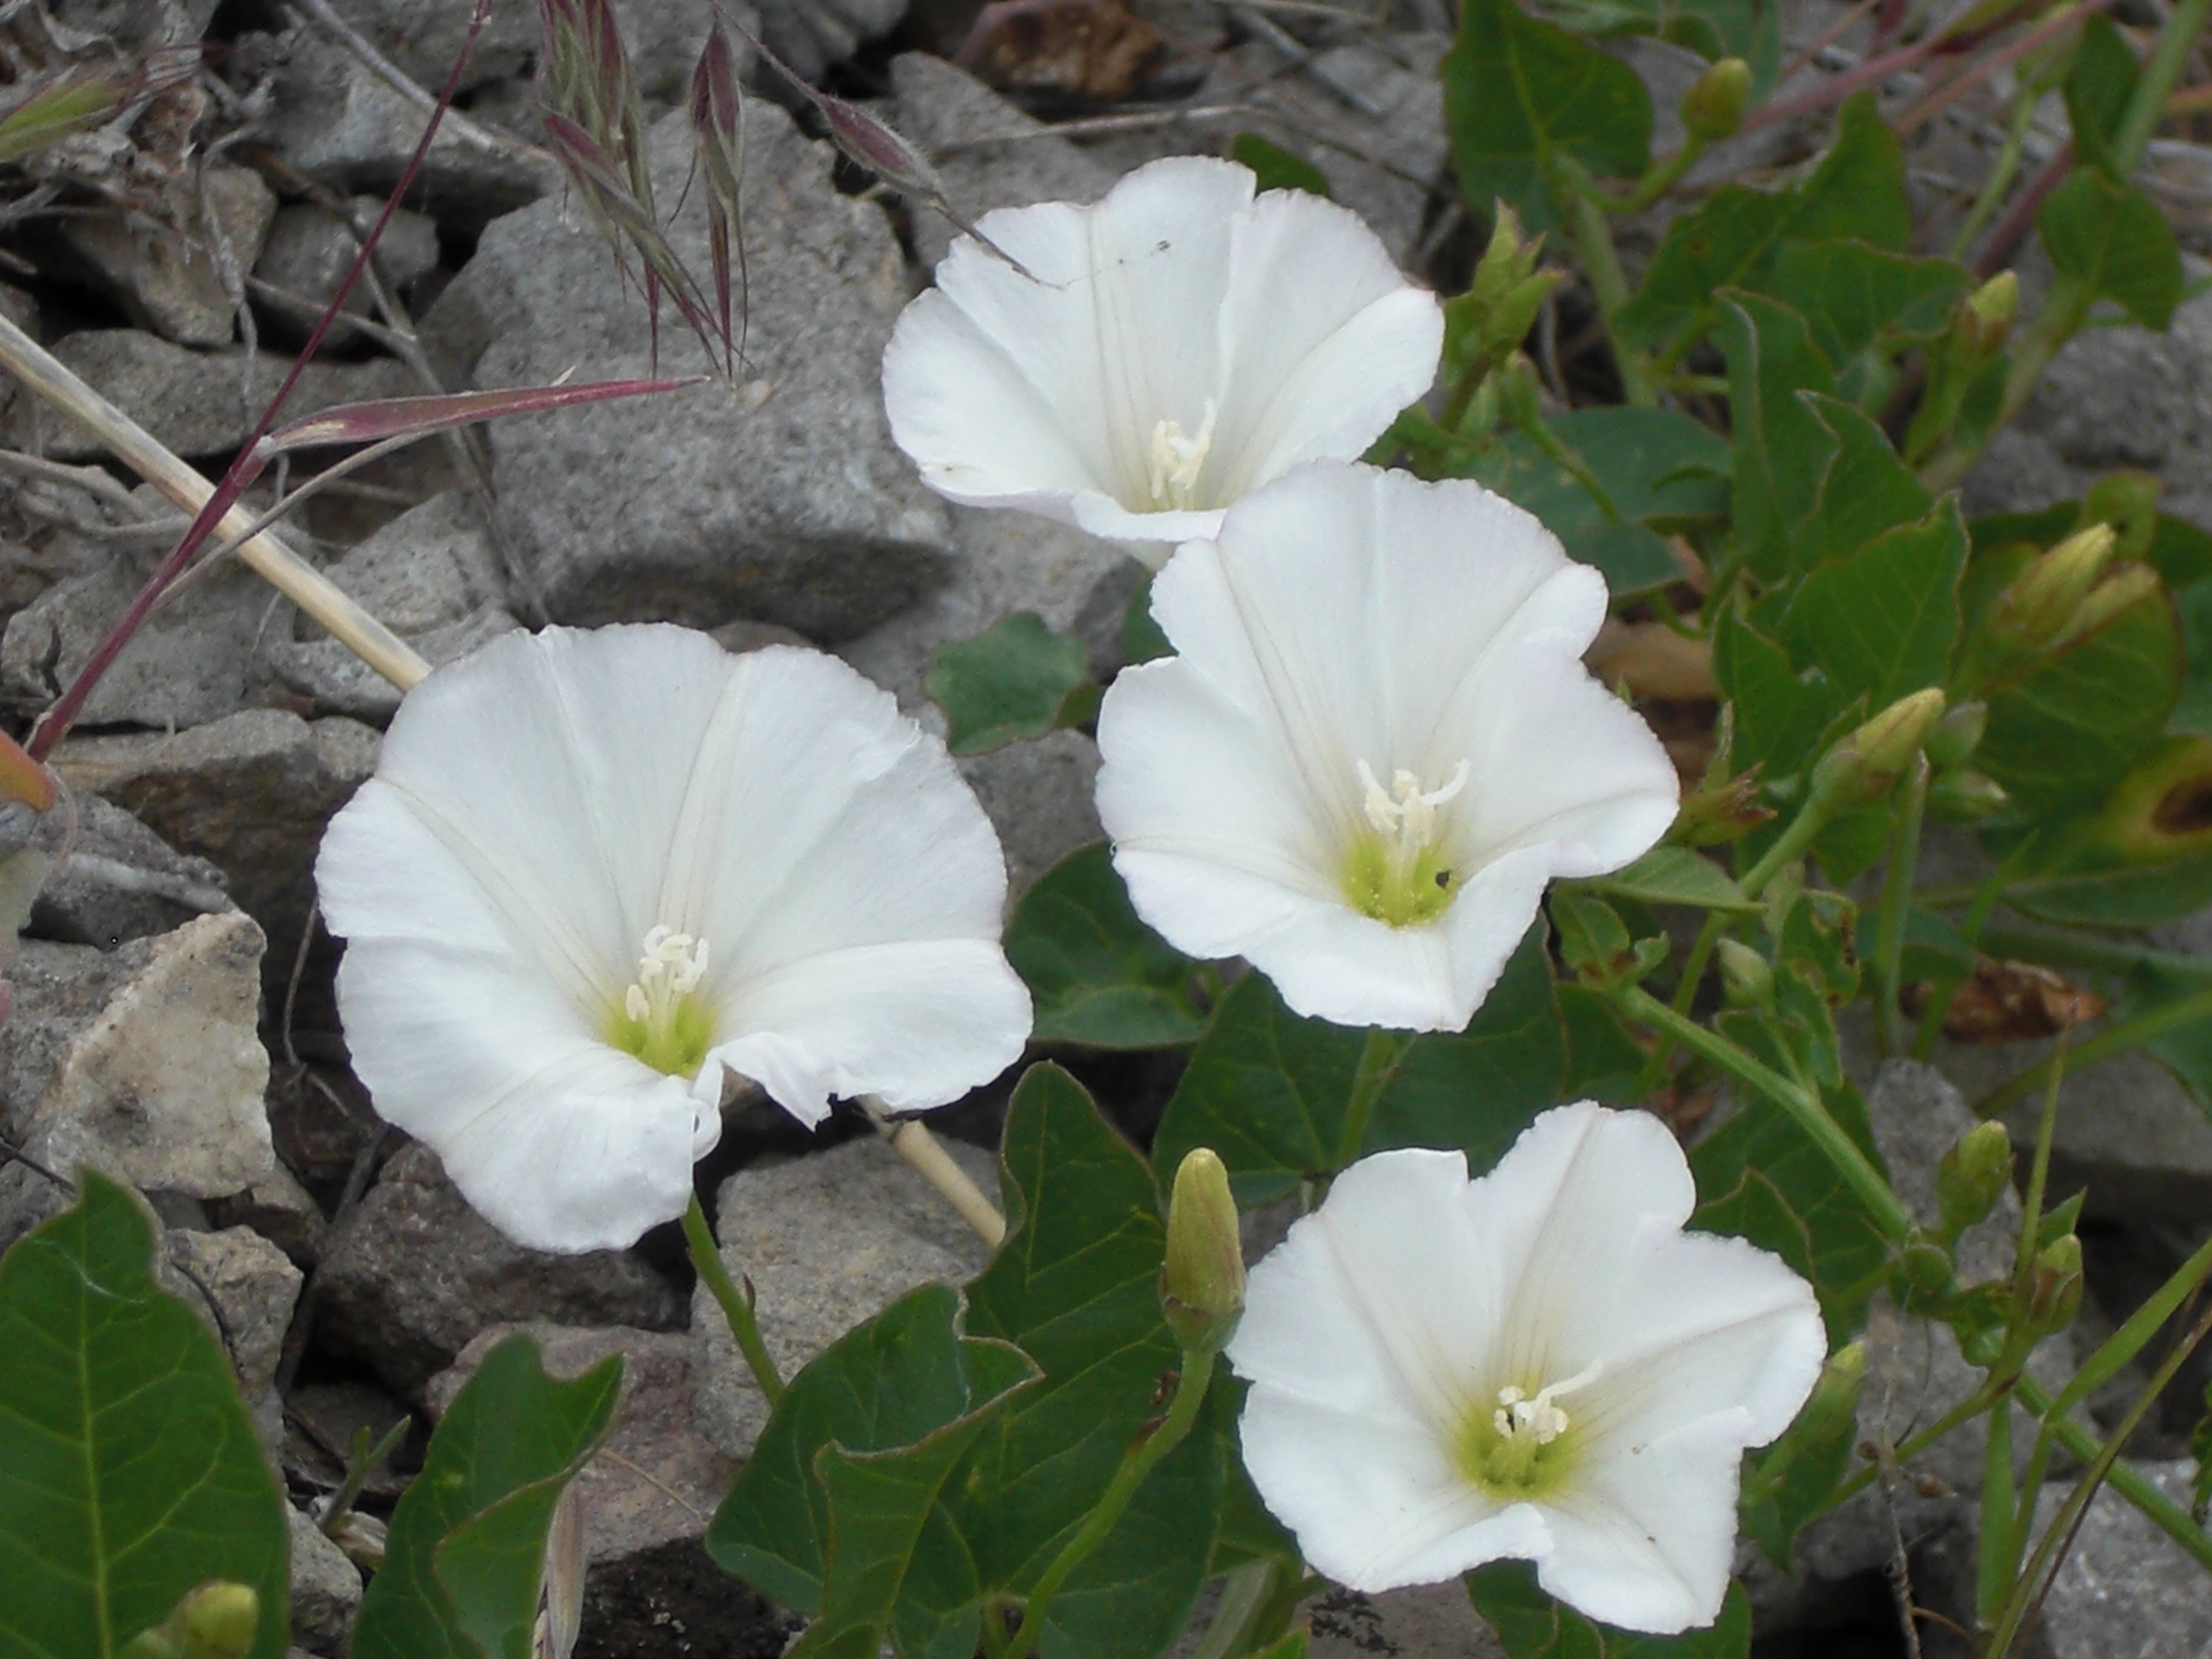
(123, 1583), (259, 1659)
(1715, 937), (1773, 1008)
(2026, 1233), (2084, 1335)
(1811, 688), (1946, 806)
(1925, 702), (1986, 773)
(1161, 1147), (1245, 1354)
(2048, 564), (2163, 651)
(1681, 58), (1752, 141)
(1998, 524), (2117, 648)
(1936, 1121), (2013, 1244)
(1928, 769), (2009, 824)
(1957, 271), (2017, 357)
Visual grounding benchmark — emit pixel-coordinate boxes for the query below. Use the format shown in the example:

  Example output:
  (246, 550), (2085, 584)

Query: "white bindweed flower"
(1094, 461), (1679, 1033)
(1228, 1104), (1826, 1633)
(315, 625), (1031, 1254)
(880, 156), (1443, 563)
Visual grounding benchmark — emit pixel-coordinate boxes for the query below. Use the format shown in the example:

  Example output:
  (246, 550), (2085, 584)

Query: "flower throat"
(1341, 760), (1469, 927)
(608, 925), (714, 1076)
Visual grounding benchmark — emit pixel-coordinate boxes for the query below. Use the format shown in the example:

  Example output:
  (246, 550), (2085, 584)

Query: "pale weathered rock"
(2033, 1460), (2212, 1658)
(286, 1503), (364, 1657)
(317, 489), (512, 632)
(207, 1161), (329, 1268)
(59, 164), (276, 347)
(9, 330), (416, 460)
(165, 1222), (303, 1396)
(694, 1134), (997, 1458)
(431, 1322), (802, 1659)
(1302, 1584), (1509, 1659)
(4, 913), (273, 1201)
(270, 606), (520, 723)
(318, 1142), (687, 1396)
(428, 99), (952, 639)
(54, 709), (381, 959)
(960, 730), (1104, 899)
(27, 793), (233, 950)
(252, 198), (443, 344)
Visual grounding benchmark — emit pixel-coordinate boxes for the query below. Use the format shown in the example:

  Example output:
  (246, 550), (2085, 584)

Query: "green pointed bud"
(1671, 769), (1775, 845)
(2026, 1232), (2084, 1335)
(1161, 1147), (1245, 1355)
(1714, 937), (1773, 1008)
(2082, 470), (2162, 563)
(1898, 1238), (1957, 1310)
(2048, 563), (2163, 652)
(1814, 688), (1946, 805)
(1952, 270), (2017, 359)
(1925, 701), (1986, 772)
(1803, 1339), (1866, 1432)
(1999, 523), (2117, 647)
(1928, 769), (2009, 824)
(124, 1584), (260, 1659)
(1681, 57), (1752, 141)
(1936, 1121), (2013, 1244)
(1471, 200), (1539, 304)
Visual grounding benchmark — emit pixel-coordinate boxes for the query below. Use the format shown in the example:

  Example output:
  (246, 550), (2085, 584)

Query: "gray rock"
(694, 1134), (997, 1458)
(1, 555), (287, 731)
(888, 52), (1118, 274)
(59, 164), (276, 347)
(164, 1222), (303, 1398)
(10, 329), (417, 460)
(318, 1141), (686, 1396)
(756, 0), (907, 81)
(53, 709), (381, 963)
(28, 793), (234, 950)
(207, 1161), (329, 1268)
(960, 730), (1103, 899)
(2, 913), (274, 1202)
(2033, 1460), (2212, 1658)
(251, 198), (443, 344)
(286, 1504), (364, 1657)
(312, 489), (511, 632)
(51, 0), (215, 44)
(272, 606), (521, 723)
(431, 1322), (802, 1659)
(429, 99), (952, 639)
(1302, 1584), (1509, 1659)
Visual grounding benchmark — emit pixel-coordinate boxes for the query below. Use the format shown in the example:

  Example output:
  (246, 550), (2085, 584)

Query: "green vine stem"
(682, 1194), (786, 1406)
(999, 1350), (1218, 1659)
(1974, 980), (2212, 1118)
(1872, 756), (1929, 1056)
(1336, 1029), (1415, 1170)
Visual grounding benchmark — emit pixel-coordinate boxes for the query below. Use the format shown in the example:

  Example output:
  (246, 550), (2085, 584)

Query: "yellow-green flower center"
(1144, 402), (1216, 511)
(606, 925), (716, 1077)
(1454, 1367), (1596, 1500)
(1340, 760), (1469, 928)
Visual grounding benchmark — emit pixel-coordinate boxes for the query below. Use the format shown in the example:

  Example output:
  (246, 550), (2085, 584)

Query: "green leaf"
(1228, 133), (1331, 197)
(1715, 293), (1838, 581)
(1467, 1562), (1754, 1657)
(1004, 842), (1209, 1048)
(2066, 13), (2138, 179)
(1584, 846), (1752, 911)
(1558, 982), (1651, 1104)
(1153, 927), (1566, 1204)
(0, 1173), (290, 1659)
(917, 1064), (1222, 1659)
(352, 1334), (622, 1659)
(1469, 407), (1731, 597)
(1781, 497), (1966, 710)
(1620, 95), (1910, 352)
(2039, 170), (2183, 330)
(1978, 584), (2181, 817)
(1692, 1074), (1889, 1341)
(1761, 240), (1969, 374)
(1713, 598), (1848, 784)
(1740, 1363), (1863, 1568)
(927, 614), (1101, 756)
(1541, 0), (1779, 84)
(1790, 395), (1932, 574)
(1442, 0), (1652, 232)
(708, 1285), (1037, 1657)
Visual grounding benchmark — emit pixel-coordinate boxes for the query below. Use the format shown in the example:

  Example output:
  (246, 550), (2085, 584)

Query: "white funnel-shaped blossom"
(316, 625), (1031, 1254)
(1094, 461), (1678, 1033)
(882, 156), (1443, 563)
(1228, 1104), (1826, 1632)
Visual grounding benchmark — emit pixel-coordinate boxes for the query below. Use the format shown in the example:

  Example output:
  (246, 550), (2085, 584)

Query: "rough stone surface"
(27, 793), (234, 950)
(960, 730), (1104, 898)
(207, 1161), (329, 1267)
(2, 913), (273, 1202)
(316, 488), (512, 632)
(318, 1141), (687, 1396)
(1301, 1584), (1509, 1658)
(54, 709), (381, 960)
(2034, 1459), (2212, 1659)
(286, 1504), (364, 1657)
(270, 605), (520, 723)
(164, 1222), (303, 1398)
(756, 0), (907, 81)
(427, 99), (952, 640)
(431, 1322), (803, 1659)
(252, 198), (443, 344)
(59, 163), (276, 347)
(694, 1134), (997, 1458)
(1, 555), (287, 731)
(9, 329), (416, 460)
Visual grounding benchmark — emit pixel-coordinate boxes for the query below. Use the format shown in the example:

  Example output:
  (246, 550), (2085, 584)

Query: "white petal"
(1211, 190), (1443, 495)
(1537, 1410), (1757, 1633)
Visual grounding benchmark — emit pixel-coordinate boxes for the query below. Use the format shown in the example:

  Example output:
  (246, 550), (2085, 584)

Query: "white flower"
(880, 155), (1443, 563)
(315, 625), (1032, 1254)
(1094, 461), (1679, 1034)
(1227, 1104), (1826, 1633)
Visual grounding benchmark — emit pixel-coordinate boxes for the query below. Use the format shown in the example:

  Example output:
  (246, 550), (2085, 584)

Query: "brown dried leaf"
(959, 0), (1168, 102)
(1587, 619), (1720, 701)
(1904, 958), (2108, 1045)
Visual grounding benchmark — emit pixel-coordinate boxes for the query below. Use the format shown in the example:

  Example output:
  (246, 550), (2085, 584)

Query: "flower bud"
(1928, 769), (2009, 824)
(1161, 1147), (1245, 1354)
(1936, 1121), (2013, 1244)
(1812, 688), (1946, 806)
(1925, 702), (1986, 773)
(1671, 769), (1775, 845)
(1681, 57), (1752, 141)
(1897, 1238), (1957, 1310)
(124, 1583), (260, 1659)
(2048, 563), (2163, 652)
(1998, 524), (2117, 648)
(1715, 937), (1773, 1008)
(2026, 1232), (2084, 1335)
(1802, 1339), (1866, 1435)
(1955, 271), (2017, 358)
(1453, 203), (1564, 378)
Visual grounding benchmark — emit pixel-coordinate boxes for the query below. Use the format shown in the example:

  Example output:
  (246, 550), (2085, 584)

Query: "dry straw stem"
(0, 312), (431, 691)
(868, 1099), (1008, 1245)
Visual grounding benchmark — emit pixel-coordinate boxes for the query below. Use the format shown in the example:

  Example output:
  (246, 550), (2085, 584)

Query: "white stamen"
(1358, 759), (1470, 847)
(626, 925), (711, 1030)
(1492, 1362), (1603, 1447)
(1147, 400), (1218, 510)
